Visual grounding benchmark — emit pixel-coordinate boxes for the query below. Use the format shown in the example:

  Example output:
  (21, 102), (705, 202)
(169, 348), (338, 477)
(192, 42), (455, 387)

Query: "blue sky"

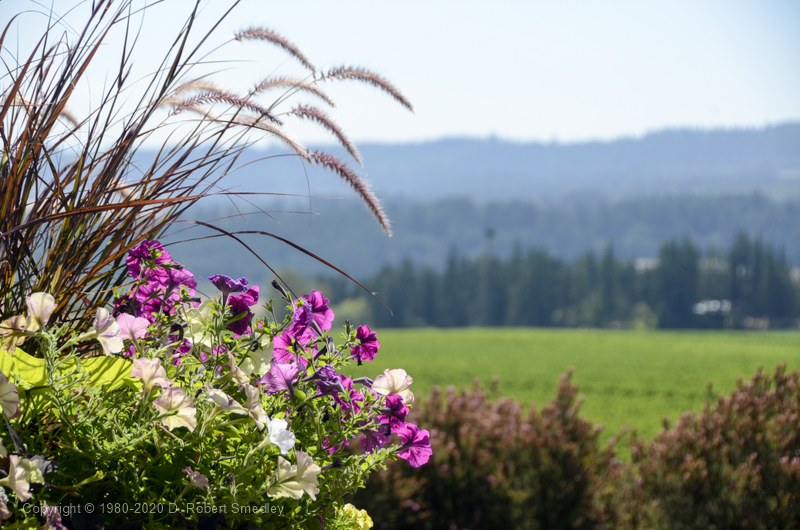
(3, 0), (799, 144)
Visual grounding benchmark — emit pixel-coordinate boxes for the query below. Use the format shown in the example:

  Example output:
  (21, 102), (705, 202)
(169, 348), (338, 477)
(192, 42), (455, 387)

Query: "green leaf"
(0, 348), (135, 392)
(77, 356), (137, 391)
(0, 348), (47, 388)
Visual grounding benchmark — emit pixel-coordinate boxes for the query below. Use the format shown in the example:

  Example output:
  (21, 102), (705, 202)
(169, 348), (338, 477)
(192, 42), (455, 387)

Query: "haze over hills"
(185, 123), (800, 204)
(158, 123), (800, 282)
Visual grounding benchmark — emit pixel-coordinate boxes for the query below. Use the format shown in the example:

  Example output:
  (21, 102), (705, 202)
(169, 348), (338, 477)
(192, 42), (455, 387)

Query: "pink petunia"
(116, 313), (150, 343)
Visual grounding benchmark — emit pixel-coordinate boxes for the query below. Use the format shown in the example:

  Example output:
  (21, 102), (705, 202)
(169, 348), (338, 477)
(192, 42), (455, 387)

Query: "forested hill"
(175, 123), (800, 203)
(170, 193), (800, 284)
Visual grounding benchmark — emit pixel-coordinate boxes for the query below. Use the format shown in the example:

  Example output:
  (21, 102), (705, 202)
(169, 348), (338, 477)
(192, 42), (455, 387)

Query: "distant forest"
(322, 233), (799, 330)
(174, 192), (800, 281)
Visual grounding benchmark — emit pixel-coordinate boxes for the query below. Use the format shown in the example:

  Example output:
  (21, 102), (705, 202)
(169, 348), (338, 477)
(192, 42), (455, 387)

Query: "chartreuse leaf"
(0, 348), (135, 392)
(0, 348), (47, 388)
(75, 356), (137, 391)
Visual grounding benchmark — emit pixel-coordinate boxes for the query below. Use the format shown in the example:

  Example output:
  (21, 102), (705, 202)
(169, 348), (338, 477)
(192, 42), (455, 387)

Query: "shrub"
(352, 364), (800, 529)
(631, 364), (800, 529)
(351, 372), (636, 530)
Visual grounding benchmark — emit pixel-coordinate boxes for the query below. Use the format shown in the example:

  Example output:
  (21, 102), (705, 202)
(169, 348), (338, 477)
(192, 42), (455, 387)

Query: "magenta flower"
(396, 423), (433, 468)
(166, 268), (197, 299)
(228, 286), (259, 335)
(199, 345), (226, 363)
(260, 361), (301, 396)
(126, 240), (172, 280)
(360, 428), (391, 453)
(272, 332), (311, 367)
(332, 374), (365, 416)
(133, 282), (165, 320)
(322, 437), (350, 455)
(169, 337), (192, 365)
(287, 304), (319, 344)
(300, 291), (334, 332)
(379, 394), (409, 431)
(351, 325), (379, 364)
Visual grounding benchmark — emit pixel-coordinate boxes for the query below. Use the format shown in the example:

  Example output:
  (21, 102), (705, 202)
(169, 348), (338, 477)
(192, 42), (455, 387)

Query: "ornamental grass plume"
(0, 0), (409, 337)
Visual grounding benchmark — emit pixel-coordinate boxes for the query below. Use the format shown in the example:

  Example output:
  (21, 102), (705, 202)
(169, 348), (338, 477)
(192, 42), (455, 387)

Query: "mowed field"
(344, 328), (800, 444)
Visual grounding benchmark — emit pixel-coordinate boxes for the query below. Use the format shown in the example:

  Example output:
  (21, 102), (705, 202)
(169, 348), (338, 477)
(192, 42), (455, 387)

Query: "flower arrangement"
(0, 240), (431, 529)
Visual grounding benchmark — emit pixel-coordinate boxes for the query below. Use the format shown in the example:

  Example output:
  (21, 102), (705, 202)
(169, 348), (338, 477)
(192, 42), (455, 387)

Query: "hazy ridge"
(160, 123), (800, 282)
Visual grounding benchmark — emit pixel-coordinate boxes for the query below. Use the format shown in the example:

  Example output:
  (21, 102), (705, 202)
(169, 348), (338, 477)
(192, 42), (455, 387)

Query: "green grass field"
(345, 328), (800, 444)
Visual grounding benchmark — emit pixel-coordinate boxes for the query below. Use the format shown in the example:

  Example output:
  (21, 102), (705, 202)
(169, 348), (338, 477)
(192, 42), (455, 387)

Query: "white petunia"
(0, 315), (28, 354)
(256, 417), (296, 454)
(371, 368), (415, 404)
(19, 458), (44, 485)
(240, 340), (273, 377)
(183, 467), (209, 491)
(154, 387), (197, 432)
(204, 383), (247, 416)
(78, 308), (123, 355)
(185, 299), (214, 349)
(132, 358), (173, 394)
(25, 292), (56, 331)
(242, 384), (268, 430)
(0, 455), (31, 501)
(267, 451), (320, 500)
(0, 371), (20, 419)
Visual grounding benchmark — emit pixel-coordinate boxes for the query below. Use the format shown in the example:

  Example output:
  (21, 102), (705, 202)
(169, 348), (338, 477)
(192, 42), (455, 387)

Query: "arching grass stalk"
(1, 0), (409, 337)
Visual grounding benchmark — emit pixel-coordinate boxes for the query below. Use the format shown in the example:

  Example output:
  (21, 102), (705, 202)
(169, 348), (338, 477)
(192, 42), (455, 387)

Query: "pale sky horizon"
(2, 0), (799, 146)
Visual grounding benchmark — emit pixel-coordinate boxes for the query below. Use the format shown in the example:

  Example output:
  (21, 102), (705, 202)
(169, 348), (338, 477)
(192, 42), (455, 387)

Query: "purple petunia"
(227, 286), (259, 335)
(260, 361), (301, 396)
(360, 428), (391, 453)
(300, 291), (335, 332)
(322, 437), (350, 455)
(168, 336), (193, 365)
(166, 268), (197, 297)
(209, 274), (249, 301)
(287, 304), (319, 344)
(126, 240), (172, 280)
(273, 330), (313, 366)
(379, 393), (409, 431)
(396, 423), (433, 468)
(314, 365), (341, 397)
(351, 325), (379, 364)
(132, 282), (163, 322)
(332, 374), (365, 416)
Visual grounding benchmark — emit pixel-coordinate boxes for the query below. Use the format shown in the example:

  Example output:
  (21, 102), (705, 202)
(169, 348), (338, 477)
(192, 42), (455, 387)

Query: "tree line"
(324, 233), (799, 329)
